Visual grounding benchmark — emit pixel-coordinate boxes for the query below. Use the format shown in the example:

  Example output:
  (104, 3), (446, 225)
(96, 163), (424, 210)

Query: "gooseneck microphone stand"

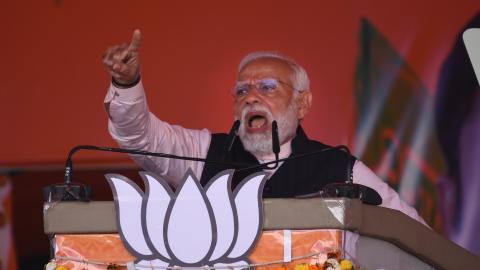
(44, 120), (382, 205)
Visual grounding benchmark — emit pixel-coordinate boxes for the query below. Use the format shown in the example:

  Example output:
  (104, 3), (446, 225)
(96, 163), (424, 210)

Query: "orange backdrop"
(0, 0), (478, 166)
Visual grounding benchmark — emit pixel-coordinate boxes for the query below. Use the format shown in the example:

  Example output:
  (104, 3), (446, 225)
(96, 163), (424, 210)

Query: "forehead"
(237, 58), (295, 81)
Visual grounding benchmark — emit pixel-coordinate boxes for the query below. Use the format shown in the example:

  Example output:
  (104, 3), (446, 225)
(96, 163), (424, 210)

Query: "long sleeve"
(352, 160), (428, 226)
(104, 81), (211, 187)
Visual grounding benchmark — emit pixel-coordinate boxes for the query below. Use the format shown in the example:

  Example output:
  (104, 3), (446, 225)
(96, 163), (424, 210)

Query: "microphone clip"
(322, 182), (382, 206)
(43, 146), (92, 203)
(43, 182), (91, 203)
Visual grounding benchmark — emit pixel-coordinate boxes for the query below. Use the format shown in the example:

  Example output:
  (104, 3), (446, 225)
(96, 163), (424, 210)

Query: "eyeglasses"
(232, 78), (296, 98)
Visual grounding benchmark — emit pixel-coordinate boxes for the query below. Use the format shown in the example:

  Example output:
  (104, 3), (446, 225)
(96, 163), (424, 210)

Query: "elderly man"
(103, 30), (426, 224)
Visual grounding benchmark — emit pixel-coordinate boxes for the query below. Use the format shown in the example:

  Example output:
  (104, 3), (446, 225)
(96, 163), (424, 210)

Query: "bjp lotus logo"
(106, 169), (267, 269)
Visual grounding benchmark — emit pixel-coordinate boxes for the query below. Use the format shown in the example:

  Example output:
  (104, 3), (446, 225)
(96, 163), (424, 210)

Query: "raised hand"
(103, 29), (142, 86)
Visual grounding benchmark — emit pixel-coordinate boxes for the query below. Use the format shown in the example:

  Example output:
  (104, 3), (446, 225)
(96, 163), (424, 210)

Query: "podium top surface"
(43, 198), (479, 270)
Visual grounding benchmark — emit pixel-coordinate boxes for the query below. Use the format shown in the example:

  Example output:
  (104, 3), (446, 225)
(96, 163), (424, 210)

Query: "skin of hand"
(102, 29), (142, 85)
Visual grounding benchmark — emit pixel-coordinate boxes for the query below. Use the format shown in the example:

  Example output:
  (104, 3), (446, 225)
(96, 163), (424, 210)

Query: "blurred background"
(1, 0), (479, 268)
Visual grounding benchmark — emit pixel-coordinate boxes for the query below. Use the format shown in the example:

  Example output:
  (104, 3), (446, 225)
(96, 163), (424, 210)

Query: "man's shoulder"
(303, 137), (332, 149)
(295, 128), (357, 161)
(292, 127), (332, 151)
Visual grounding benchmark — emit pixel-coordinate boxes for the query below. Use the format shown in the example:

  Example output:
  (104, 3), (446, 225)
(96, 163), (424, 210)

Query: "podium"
(43, 198), (479, 269)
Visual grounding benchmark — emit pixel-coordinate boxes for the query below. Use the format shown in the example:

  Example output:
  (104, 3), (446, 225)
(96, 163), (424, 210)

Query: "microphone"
(236, 144), (382, 206)
(272, 120), (280, 158)
(264, 120), (280, 170)
(43, 144), (251, 203)
(45, 123), (381, 205)
(223, 120), (241, 160)
(295, 145), (382, 205)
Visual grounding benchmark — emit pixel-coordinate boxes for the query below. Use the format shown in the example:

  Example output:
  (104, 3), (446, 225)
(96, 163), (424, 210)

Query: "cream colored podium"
(44, 198), (479, 269)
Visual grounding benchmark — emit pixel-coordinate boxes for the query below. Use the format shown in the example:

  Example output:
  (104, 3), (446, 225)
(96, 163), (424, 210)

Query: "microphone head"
(271, 120), (280, 155)
(233, 119), (241, 130)
(226, 120), (242, 154)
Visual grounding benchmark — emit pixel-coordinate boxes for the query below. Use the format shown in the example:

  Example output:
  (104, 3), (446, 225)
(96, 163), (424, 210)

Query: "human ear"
(296, 90), (312, 120)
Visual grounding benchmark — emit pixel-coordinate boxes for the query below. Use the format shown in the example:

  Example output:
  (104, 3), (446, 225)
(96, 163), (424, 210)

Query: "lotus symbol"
(106, 169), (267, 269)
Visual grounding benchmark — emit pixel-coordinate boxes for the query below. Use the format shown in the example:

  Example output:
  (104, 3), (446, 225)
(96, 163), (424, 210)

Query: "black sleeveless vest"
(200, 126), (356, 198)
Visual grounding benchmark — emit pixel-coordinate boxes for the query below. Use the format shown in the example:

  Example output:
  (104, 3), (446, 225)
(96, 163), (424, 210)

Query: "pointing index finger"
(129, 29), (142, 52)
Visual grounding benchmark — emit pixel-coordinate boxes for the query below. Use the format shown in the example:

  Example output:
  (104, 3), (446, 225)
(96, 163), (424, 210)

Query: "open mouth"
(245, 111), (269, 132)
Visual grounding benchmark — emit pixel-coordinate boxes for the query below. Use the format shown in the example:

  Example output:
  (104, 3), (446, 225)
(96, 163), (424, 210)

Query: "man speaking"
(102, 30), (426, 224)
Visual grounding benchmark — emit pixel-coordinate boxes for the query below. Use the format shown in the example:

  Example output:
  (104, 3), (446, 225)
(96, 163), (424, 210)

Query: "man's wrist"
(112, 75), (141, 89)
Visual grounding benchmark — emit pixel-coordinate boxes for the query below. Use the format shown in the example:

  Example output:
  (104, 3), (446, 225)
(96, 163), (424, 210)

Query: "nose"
(243, 87), (262, 105)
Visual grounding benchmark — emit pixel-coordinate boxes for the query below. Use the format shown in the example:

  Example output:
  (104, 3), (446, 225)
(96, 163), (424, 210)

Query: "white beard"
(238, 102), (299, 156)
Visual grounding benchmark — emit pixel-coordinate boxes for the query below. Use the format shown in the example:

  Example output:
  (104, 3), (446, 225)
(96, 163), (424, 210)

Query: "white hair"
(238, 51), (310, 92)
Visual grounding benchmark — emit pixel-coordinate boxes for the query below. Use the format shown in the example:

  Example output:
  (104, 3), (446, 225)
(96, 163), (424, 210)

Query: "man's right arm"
(104, 81), (210, 187)
(102, 30), (211, 187)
